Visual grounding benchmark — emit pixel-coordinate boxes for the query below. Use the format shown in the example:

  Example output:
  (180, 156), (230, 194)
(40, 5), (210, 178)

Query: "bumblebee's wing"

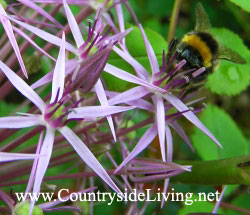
(217, 45), (246, 64)
(195, 3), (211, 32)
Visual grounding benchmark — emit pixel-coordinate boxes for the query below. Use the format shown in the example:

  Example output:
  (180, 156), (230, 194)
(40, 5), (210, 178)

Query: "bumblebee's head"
(176, 44), (203, 70)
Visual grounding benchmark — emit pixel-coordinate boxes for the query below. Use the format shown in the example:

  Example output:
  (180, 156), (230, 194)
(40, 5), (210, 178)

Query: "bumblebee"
(166, 3), (246, 89)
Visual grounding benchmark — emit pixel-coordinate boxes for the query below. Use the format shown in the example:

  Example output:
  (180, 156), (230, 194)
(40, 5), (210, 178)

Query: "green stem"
(167, 0), (182, 43)
(173, 155), (250, 185)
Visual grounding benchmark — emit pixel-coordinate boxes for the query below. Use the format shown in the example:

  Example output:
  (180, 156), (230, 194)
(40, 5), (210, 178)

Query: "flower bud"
(13, 201), (43, 215)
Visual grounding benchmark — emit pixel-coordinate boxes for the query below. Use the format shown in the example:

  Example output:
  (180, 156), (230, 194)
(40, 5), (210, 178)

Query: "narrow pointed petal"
(113, 46), (149, 81)
(115, 2), (125, 45)
(0, 115), (42, 128)
(0, 189), (15, 208)
(162, 124), (180, 209)
(165, 125), (173, 162)
(106, 28), (132, 47)
(12, 17), (59, 29)
(59, 126), (122, 193)
(0, 5), (27, 78)
(68, 106), (135, 119)
(170, 121), (194, 152)
(51, 32), (66, 103)
(102, 13), (119, 34)
(161, 178), (170, 208)
(30, 127), (55, 215)
(212, 185), (227, 213)
(115, 124), (158, 173)
(0, 61), (46, 112)
(126, 99), (154, 112)
(164, 93), (222, 148)
(13, 26), (56, 62)
(162, 124), (178, 209)
(106, 151), (133, 191)
(108, 86), (149, 105)
(18, 0), (63, 28)
(139, 24), (159, 75)
(31, 59), (78, 89)
(26, 131), (44, 193)
(63, 0), (84, 48)
(104, 63), (166, 93)
(155, 96), (166, 162)
(95, 79), (116, 142)
(106, 91), (153, 111)
(0, 152), (39, 162)
(8, 16), (77, 54)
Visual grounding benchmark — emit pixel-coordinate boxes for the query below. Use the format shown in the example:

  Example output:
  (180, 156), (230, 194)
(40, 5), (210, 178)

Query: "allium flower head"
(101, 22), (222, 208)
(104, 24), (221, 172)
(0, 32), (135, 214)
(3, 0), (132, 143)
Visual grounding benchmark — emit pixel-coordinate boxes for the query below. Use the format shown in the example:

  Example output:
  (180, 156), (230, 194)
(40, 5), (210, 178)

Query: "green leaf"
(103, 25), (167, 91)
(144, 18), (162, 35)
(173, 156), (250, 185)
(126, 25), (167, 70)
(206, 28), (250, 95)
(229, 0), (250, 13)
(191, 104), (248, 160)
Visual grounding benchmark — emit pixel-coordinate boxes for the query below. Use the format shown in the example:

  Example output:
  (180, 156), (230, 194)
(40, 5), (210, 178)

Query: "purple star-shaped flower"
(0, 33), (134, 214)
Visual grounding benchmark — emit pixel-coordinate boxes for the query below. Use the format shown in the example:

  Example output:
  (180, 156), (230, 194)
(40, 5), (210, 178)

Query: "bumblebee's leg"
(165, 38), (179, 86)
(182, 84), (203, 99)
(181, 71), (208, 97)
(166, 37), (179, 63)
